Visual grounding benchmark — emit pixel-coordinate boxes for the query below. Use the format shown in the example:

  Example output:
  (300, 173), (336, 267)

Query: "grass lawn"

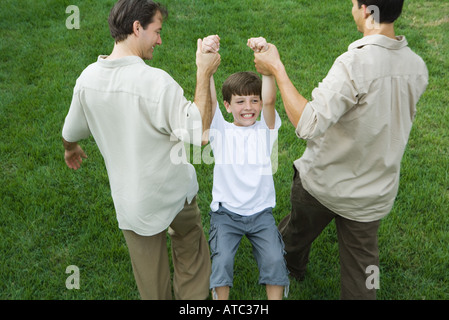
(0, 0), (448, 300)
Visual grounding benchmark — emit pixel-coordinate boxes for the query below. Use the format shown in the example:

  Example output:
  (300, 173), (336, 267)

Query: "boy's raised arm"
(261, 74), (276, 129)
(210, 75), (217, 117)
(253, 44), (308, 128)
(248, 37), (276, 129)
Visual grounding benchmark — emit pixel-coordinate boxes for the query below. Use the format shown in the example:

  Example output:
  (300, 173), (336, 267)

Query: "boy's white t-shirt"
(209, 105), (281, 216)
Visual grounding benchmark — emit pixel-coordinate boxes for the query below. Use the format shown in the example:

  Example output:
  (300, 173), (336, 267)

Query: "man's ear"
(132, 21), (141, 36)
(361, 4), (371, 19)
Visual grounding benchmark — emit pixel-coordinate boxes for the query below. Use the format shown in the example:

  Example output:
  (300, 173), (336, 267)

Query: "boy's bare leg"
(266, 285), (283, 300)
(212, 286), (230, 300)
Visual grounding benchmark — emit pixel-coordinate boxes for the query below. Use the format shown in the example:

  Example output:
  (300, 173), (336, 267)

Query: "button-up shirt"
(295, 35), (428, 222)
(63, 56), (201, 235)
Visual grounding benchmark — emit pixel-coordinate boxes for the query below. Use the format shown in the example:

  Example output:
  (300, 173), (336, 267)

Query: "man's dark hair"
(108, 0), (168, 43)
(222, 72), (262, 104)
(357, 0), (404, 23)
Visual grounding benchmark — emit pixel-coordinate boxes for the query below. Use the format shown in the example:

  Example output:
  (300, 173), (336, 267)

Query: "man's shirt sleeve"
(62, 86), (91, 142)
(296, 58), (359, 140)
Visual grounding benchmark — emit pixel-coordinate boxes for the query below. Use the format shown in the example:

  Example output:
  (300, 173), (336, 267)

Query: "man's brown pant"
(279, 168), (380, 300)
(122, 197), (211, 300)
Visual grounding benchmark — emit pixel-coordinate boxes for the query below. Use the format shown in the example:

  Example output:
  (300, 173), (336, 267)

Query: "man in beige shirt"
(62, 0), (220, 299)
(253, 0), (428, 299)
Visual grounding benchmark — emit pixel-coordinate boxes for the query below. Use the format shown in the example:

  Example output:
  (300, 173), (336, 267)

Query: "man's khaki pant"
(122, 197), (211, 300)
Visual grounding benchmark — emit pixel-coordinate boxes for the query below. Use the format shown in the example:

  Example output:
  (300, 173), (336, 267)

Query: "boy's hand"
(201, 35), (220, 54)
(247, 37), (269, 53)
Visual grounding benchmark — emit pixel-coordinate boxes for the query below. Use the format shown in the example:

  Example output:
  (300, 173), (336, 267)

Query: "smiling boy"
(202, 36), (289, 300)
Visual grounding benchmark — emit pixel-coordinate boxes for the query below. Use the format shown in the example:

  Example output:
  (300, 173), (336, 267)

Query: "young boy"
(202, 36), (289, 300)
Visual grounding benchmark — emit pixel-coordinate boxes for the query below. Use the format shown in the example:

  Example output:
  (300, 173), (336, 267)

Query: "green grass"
(1, 0), (448, 300)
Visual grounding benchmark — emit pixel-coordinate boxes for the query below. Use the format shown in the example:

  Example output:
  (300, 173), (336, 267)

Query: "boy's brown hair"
(222, 72), (262, 104)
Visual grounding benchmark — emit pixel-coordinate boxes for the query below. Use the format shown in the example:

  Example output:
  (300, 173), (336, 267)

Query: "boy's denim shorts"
(208, 205), (290, 289)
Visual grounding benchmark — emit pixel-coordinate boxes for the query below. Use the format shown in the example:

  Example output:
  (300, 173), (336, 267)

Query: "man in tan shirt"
(253, 0), (428, 299)
(62, 0), (220, 299)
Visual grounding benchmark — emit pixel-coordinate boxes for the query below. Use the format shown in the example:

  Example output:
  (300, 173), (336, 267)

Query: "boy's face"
(224, 94), (263, 127)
